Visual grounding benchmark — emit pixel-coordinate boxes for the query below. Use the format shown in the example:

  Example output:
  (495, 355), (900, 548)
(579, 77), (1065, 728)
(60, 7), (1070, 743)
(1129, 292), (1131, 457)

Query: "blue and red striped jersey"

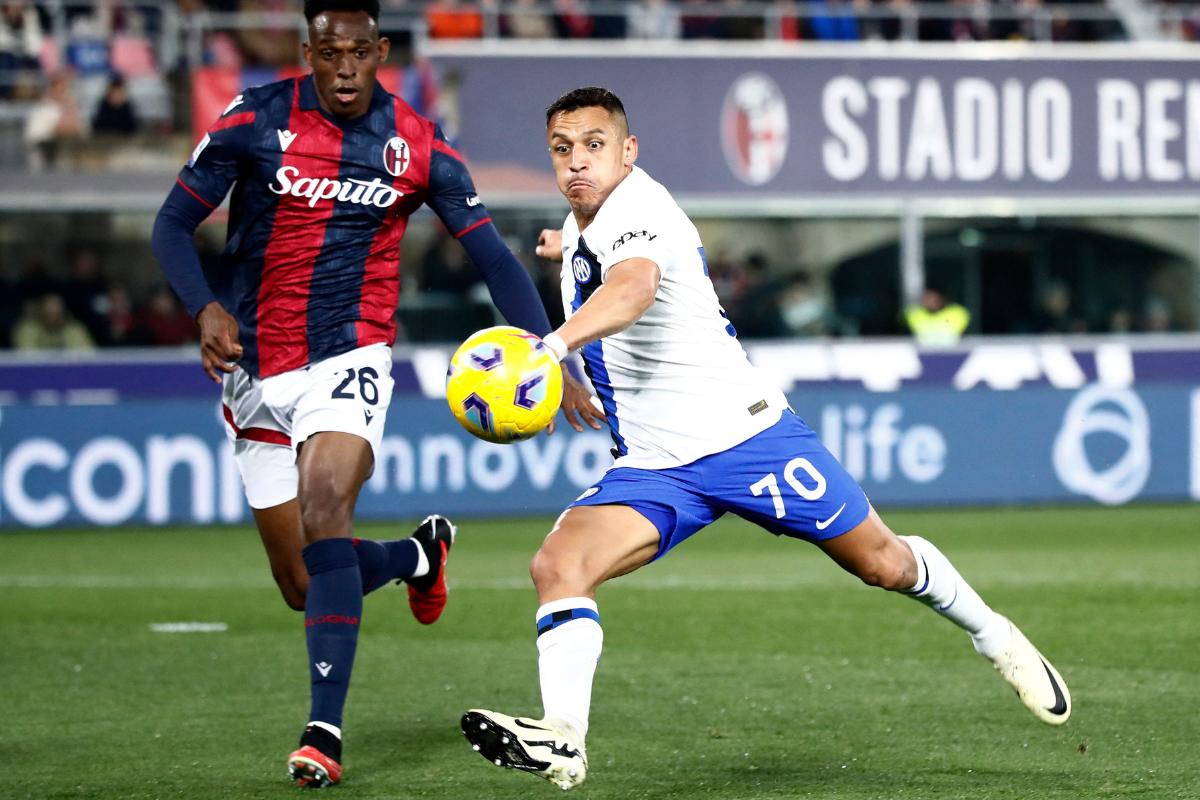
(176, 75), (492, 378)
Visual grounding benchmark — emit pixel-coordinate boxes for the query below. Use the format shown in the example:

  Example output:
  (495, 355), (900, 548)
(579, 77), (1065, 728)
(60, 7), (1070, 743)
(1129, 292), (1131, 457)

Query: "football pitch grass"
(2, 505), (1197, 800)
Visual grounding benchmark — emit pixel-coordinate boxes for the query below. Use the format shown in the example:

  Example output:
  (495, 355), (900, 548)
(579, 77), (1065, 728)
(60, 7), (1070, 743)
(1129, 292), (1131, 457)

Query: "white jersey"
(560, 166), (786, 470)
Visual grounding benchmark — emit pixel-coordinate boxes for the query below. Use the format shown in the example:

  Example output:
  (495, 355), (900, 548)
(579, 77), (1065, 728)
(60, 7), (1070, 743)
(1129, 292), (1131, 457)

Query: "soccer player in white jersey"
(460, 87), (1071, 790)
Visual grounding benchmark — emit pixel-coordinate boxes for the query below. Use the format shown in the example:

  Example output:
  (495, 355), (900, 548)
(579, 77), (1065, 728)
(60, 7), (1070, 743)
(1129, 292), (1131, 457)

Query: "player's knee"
(297, 475), (356, 536)
(855, 550), (913, 591)
(529, 546), (586, 594)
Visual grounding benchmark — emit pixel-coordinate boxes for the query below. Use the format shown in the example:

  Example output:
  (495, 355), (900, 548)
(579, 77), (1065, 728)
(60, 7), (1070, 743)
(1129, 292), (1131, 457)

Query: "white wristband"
(542, 332), (569, 363)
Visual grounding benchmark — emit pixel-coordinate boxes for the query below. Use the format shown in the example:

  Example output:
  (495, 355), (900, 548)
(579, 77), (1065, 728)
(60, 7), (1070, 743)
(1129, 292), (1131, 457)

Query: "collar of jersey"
(299, 74), (390, 127)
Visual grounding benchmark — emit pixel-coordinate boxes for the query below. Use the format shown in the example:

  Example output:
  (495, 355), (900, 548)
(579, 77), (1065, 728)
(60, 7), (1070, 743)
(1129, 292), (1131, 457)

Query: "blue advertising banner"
(2, 382), (1196, 528)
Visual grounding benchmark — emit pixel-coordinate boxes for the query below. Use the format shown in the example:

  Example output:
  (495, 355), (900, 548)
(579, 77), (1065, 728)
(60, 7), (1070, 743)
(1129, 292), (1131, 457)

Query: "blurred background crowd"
(0, 0), (1197, 353)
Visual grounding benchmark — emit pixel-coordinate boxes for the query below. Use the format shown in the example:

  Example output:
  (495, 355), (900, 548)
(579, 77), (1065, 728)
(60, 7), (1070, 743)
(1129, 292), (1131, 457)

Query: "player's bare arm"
(556, 258), (660, 352)
(196, 301), (243, 383)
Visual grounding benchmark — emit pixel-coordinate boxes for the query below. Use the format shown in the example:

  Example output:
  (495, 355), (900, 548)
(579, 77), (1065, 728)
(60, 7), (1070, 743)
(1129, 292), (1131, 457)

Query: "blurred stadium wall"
(0, 1), (1198, 528)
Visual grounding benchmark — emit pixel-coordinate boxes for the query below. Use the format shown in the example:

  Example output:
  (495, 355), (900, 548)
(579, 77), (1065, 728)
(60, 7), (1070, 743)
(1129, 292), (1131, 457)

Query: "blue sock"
(351, 537), (420, 595)
(302, 538), (363, 730)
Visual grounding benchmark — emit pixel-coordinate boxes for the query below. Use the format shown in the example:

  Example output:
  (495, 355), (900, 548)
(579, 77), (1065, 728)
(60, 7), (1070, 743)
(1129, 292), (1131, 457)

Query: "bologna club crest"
(720, 73), (789, 186)
(383, 136), (411, 177)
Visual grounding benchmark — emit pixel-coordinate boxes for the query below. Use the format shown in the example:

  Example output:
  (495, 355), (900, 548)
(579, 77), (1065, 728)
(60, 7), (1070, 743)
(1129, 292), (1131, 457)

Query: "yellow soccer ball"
(446, 326), (564, 444)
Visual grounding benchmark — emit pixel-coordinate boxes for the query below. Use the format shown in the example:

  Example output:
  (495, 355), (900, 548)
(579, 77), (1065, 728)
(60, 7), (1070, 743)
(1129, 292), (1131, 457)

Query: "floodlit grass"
(2, 505), (1197, 799)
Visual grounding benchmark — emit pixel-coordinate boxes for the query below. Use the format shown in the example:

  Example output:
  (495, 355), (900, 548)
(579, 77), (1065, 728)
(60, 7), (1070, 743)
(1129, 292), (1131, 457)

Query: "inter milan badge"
(383, 136), (410, 177)
(571, 253), (592, 283)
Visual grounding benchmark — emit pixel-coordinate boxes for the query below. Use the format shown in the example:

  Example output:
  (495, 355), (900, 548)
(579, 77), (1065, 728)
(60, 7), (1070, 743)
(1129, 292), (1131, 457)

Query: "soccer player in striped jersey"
(461, 87), (1072, 790)
(151, 1), (602, 787)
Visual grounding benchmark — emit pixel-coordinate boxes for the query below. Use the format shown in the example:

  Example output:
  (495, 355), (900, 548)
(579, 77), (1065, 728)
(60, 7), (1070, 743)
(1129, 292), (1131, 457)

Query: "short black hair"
(546, 87), (628, 132)
(304, 0), (380, 23)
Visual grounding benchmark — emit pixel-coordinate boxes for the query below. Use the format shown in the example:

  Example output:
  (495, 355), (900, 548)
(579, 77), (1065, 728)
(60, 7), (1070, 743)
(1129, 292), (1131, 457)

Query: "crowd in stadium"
(0, 0), (1194, 353)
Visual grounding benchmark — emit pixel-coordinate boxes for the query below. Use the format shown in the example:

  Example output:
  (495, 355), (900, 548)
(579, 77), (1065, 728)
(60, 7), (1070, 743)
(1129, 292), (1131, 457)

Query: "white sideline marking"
(150, 622), (228, 633)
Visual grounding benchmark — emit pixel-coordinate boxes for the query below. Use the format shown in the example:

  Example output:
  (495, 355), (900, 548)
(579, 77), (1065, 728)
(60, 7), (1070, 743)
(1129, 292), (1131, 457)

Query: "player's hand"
(549, 367), (606, 434)
(536, 228), (564, 261)
(197, 301), (243, 384)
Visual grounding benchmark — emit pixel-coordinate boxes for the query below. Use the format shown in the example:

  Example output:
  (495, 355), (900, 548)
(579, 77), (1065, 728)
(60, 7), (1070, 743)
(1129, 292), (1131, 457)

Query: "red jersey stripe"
(431, 136), (466, 164)
(176, 177), (217, 209)
(210, 110), (256, 132)
(256, 80), (343, 377)
(454, 217), (491, 239)
(222, 404), (291, 446)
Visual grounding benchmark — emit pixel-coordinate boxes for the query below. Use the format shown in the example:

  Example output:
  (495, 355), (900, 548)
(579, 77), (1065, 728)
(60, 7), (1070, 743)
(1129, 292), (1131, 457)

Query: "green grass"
(2, 505), (1198, 800)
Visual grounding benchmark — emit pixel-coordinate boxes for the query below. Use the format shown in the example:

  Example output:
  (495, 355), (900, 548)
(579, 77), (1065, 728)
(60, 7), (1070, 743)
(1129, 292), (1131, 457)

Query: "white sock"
(408, 538), (429, 579)
(307, 720), (342, 740)
(899, 535), (1011, 659)
(535, 597), (603, 739)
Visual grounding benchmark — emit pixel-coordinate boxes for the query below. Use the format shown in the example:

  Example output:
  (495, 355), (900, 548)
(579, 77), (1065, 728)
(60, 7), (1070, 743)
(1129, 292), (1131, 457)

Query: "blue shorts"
(569, 410), (870, 561)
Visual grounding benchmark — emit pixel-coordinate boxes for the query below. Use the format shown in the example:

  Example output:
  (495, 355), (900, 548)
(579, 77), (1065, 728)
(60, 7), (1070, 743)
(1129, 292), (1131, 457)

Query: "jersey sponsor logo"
(571, 253), (593, 283)
(268, 166), (404, 209)
(612, 229), (657, 251)
(383, 136), (411, 177)
(576, 486), (600, 501)
(466, 195), (481, 207)
(186, 133), (211, 168)
(277, 129), (297, 152)
(222, 94), (244, 115)
(721, 72), (789, 186)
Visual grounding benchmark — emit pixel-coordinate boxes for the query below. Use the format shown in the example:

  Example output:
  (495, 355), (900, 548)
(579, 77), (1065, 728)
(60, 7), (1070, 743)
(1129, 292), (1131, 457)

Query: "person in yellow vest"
(905, 287), (970, 345)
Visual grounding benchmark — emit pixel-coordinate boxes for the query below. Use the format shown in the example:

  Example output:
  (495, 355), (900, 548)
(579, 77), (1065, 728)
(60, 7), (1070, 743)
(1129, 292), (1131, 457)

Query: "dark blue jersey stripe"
(571, 237), (626, 457)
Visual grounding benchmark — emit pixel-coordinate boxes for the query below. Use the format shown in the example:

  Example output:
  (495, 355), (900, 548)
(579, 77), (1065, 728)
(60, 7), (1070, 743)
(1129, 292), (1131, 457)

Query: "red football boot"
(406, 515), (456, 625)
(287, 725), (343, 788)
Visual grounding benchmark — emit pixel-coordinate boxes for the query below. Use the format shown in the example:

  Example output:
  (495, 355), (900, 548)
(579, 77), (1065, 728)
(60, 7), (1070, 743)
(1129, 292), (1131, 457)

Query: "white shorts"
(221, 343), (395, 509)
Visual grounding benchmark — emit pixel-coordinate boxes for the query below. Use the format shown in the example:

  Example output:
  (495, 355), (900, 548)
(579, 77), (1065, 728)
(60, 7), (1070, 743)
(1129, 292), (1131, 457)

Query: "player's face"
(547, 106), (637, 227)
(304, 11), (389, 119)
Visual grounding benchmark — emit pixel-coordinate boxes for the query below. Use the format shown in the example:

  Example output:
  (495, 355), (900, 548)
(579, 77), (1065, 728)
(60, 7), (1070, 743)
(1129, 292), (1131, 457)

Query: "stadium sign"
(428, 44), (1200, 197)
(1, 385), (1197, 528)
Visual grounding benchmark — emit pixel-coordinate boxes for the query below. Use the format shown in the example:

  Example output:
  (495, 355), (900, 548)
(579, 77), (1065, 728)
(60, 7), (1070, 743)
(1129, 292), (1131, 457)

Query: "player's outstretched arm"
(550, 257), (660, 354)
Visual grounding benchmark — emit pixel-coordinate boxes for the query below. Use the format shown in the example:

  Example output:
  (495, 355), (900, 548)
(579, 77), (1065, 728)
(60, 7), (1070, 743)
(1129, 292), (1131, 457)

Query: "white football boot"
(983, 618), (1072, 725)
(462, 709), (588, 790)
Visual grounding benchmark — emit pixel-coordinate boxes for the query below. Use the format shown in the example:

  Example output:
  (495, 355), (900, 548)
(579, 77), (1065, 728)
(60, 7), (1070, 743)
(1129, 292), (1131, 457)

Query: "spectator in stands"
(419, 228), (485, 297)
(626, 0), (682, 39)
(62, 248), (112, 344)
(553, 0), (595, 38)
(13, 292), (96, 350)
(91, 74), (139, 135)
(231, 0), (302, 65)
(505, 0), (554, 37)
(1143, 297), (1176, 333)
(0, 258), (26, 347)
(809, 0), (863, 41)
(776, 272), (834, 336)
(24, 71), (86, 170)
(102, 285), (137, 346)
(426, 0), (485, 39)
(904, 286), (970, 345)
(133, 285), (199, 346)
(0, 0), (44, 100)
(1032, 280), (1086, 334)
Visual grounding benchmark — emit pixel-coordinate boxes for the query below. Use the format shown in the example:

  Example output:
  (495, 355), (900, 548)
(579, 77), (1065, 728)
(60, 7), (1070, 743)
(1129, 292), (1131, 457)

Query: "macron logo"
(315, 662), (333, 677)
(277, 129), (297, 152)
